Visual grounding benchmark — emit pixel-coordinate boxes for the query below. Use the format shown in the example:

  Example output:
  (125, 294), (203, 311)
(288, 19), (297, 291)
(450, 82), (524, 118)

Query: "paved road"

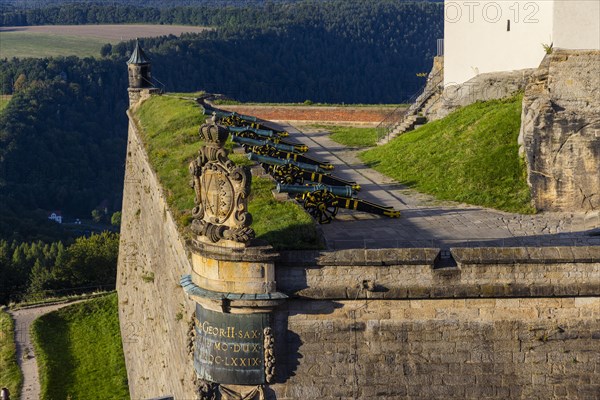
(9, 301), (85, 400)
(277, 122), (599, 250)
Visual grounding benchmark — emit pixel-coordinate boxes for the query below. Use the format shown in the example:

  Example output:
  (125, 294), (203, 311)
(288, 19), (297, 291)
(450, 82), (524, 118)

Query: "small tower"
(126, 39), (159, 107)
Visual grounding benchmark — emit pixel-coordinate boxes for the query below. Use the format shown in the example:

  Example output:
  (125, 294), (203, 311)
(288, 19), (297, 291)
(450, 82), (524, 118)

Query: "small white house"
(444, 0), (600, 86)
(48, 211), (63, 224)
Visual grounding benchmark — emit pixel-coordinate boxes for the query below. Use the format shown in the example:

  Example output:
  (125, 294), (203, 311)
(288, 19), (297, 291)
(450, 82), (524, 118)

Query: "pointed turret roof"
(126, 39), (150, 65)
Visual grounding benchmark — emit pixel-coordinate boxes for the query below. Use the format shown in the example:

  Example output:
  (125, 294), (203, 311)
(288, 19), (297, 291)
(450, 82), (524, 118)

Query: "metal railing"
(376, 67), (444, 143)
(140, 75), (166, 93)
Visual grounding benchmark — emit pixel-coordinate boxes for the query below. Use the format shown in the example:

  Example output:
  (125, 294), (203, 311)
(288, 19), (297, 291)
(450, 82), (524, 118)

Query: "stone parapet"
(276, 247), (600, 300)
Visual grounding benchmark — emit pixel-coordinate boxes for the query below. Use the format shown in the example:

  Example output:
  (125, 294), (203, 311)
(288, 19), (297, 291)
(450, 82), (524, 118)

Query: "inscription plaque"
(194, 304), (269, 385)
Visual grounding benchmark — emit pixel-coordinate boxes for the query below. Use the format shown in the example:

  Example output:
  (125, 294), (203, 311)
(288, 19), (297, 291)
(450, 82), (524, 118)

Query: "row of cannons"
(201, 103), (400, 224)
(183, 103), (401, 399)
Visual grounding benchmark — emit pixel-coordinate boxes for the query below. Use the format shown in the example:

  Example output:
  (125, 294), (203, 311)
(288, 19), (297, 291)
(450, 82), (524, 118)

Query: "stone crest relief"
(190, 122), (254, 243)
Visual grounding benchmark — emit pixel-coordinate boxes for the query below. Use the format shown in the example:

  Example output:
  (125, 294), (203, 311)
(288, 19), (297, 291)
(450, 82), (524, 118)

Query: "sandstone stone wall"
(520, 50), (600, 212)
(117, 115), (197, 400)
(272, 297), (600, 399)
(268, 249), (600, 399)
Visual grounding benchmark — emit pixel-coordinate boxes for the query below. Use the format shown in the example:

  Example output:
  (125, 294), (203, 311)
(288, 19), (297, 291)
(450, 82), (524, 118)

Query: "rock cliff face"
(428, 69), (534, 121)
(520, 50), (600, 211)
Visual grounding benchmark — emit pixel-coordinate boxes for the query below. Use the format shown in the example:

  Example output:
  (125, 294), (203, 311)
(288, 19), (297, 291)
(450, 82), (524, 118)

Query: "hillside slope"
(361, 95), (534, 214)
(31, 294), (129, 400)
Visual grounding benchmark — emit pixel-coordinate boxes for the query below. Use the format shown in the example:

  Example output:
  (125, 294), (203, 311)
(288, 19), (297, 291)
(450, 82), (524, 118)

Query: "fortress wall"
(119, 110), (600, 399)
(117, 115), (197, 400)
(272, 297), (600, 399)
(269, 249), (600, 399)
(276, 248), (600, 299)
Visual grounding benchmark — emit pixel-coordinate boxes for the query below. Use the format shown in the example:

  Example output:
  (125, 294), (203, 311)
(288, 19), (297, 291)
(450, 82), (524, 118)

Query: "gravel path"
(280, 123), (600, 250)
(9, 301), (85, 400)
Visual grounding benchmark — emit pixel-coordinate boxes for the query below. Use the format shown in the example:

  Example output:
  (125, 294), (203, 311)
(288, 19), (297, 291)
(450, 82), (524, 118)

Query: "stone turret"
(127, 39), (159, 107)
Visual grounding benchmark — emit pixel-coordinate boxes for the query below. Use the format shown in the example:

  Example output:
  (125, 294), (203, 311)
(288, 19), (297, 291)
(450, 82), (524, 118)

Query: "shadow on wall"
(270, 300), (343, 391)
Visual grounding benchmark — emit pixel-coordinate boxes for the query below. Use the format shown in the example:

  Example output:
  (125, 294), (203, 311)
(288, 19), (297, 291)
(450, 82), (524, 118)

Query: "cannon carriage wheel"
(251, 145), (278, 158)
(271, 164), (303, 185)
(303, 190), (339, 224)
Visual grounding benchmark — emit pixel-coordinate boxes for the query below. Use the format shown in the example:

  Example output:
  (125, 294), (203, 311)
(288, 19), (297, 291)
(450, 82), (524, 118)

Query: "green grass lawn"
(134, 94), (320, 249)
(314, 125), (379, 147)
(360, 95), (535, 214)
(0, 32), (109, 58)
(0, 309), (22, 399)
(0, 95), (12, 112)
(31, 294), (129, 400)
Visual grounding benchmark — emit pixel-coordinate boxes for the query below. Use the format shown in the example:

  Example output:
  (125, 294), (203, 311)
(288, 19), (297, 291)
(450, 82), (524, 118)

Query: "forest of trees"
(2, 1), (443, 102)
(0, 0), (443, 302)
(0, 58), (128, 241)
(0, 232), (119, 304)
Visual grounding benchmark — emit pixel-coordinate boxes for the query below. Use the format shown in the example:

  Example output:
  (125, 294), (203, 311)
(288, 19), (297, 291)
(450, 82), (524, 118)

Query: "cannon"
(202, 106), (289, 137)
(231, 134), (300, 153)
(233, 136), (333, 170)
(248, 152), (328, 174)
(227, 126), (283, 140)
(277, 183), (401, 224)
(225, 124), (300, 146)
(247, 152), (359, 189)
(230, 130), (308, 153)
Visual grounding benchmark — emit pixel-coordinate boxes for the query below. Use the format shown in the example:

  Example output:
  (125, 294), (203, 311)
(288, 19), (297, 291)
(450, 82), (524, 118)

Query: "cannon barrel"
(231, 135), (307, 153)
(228, 125), (275, 137)
(277, 183), (355, 198)
(247, 152), (328, 174)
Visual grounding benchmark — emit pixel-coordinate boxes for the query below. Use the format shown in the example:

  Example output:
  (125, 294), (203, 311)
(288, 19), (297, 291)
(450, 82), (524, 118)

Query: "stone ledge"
(180, 274), (287, 304)
(278, 248), (440, 266)
(189, 238), (279, 262)
(452, 246), (600, 264)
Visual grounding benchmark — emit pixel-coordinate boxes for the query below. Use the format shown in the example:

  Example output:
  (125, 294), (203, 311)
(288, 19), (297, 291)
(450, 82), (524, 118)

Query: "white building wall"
(552, 0), (600, 50)
(444, 1), (554, 86)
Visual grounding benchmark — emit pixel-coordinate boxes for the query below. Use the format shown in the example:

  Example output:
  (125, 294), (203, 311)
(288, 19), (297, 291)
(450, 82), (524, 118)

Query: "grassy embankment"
(31, 294), (129, 400)
(133, 95), (320, 250)
(0, 33), (108, 58)
(361, 94), (534, 214)
(0, 309), (22, 398)
(315, 125), (379, 147)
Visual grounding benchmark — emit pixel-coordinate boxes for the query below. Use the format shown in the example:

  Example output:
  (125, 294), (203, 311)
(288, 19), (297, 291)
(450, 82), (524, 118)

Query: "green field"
(361, 95), (535, 214)
(134, 94), (321, 250)
(31, 294), (129, 400)
(0, 33), (109, 58)
(0, 309), (22, 399)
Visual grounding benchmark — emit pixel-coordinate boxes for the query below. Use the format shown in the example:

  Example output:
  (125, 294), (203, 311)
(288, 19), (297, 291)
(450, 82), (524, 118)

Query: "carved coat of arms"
(190, 122), (254, 243)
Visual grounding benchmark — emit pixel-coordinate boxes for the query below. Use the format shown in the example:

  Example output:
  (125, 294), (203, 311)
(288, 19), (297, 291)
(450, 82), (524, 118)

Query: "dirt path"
(9, 301), (85, 400)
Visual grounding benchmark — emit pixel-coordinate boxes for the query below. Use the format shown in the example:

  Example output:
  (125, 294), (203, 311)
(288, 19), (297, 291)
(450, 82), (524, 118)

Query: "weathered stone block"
(520, 50), (600, 211)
